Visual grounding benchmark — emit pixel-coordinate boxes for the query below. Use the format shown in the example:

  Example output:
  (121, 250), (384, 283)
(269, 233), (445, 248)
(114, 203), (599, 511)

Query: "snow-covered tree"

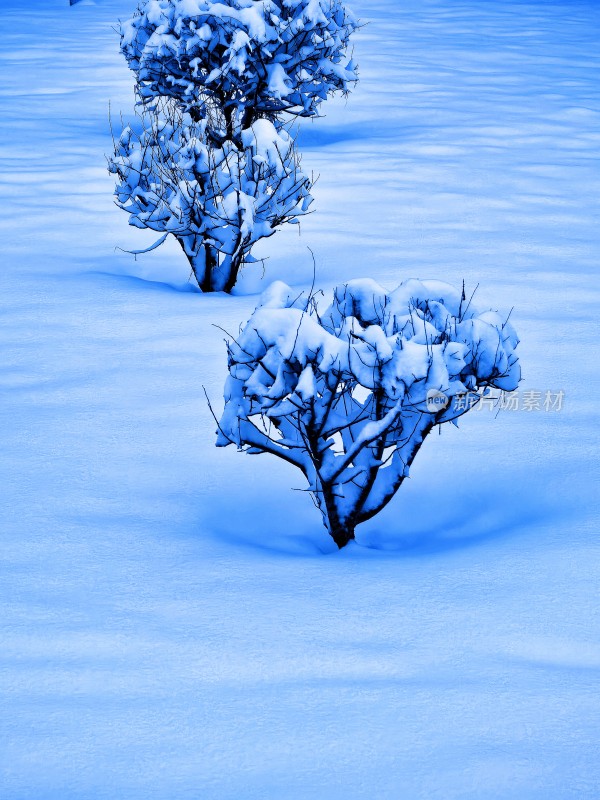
(215, 278), (520, 548)
(108, 104), (312, 292)
(120, 0), (358, 142)
(112, 0), (356, 291)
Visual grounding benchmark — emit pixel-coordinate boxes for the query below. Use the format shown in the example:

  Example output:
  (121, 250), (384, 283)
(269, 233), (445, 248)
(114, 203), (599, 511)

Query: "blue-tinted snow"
(1, 0), (599, 797)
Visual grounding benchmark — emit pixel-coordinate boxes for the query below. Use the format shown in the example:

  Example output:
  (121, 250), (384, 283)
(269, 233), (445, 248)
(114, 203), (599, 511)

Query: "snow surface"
(1, 0), (599, 798)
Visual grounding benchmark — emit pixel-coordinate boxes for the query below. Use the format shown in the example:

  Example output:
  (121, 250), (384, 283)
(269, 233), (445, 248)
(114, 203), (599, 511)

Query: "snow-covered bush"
(216, 278), (520, 548)
(120, 0), (358, 140)
(108, 105), (312, 292)
(112, 0), (356, 291)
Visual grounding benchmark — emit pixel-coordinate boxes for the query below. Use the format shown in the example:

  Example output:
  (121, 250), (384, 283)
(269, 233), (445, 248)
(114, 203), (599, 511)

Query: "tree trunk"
(321, 481), (355, 549)
(356, 415), (434, 526)
(222, 252), (243, 294)
(179, 240), (219, 292)
(209, 252), (242, 294)
(202, 246), (219, 292)
(328, 519), (355, 550)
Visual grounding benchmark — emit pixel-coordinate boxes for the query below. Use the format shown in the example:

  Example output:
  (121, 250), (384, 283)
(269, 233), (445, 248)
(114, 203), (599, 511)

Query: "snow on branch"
(216, 277), (521, 548)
